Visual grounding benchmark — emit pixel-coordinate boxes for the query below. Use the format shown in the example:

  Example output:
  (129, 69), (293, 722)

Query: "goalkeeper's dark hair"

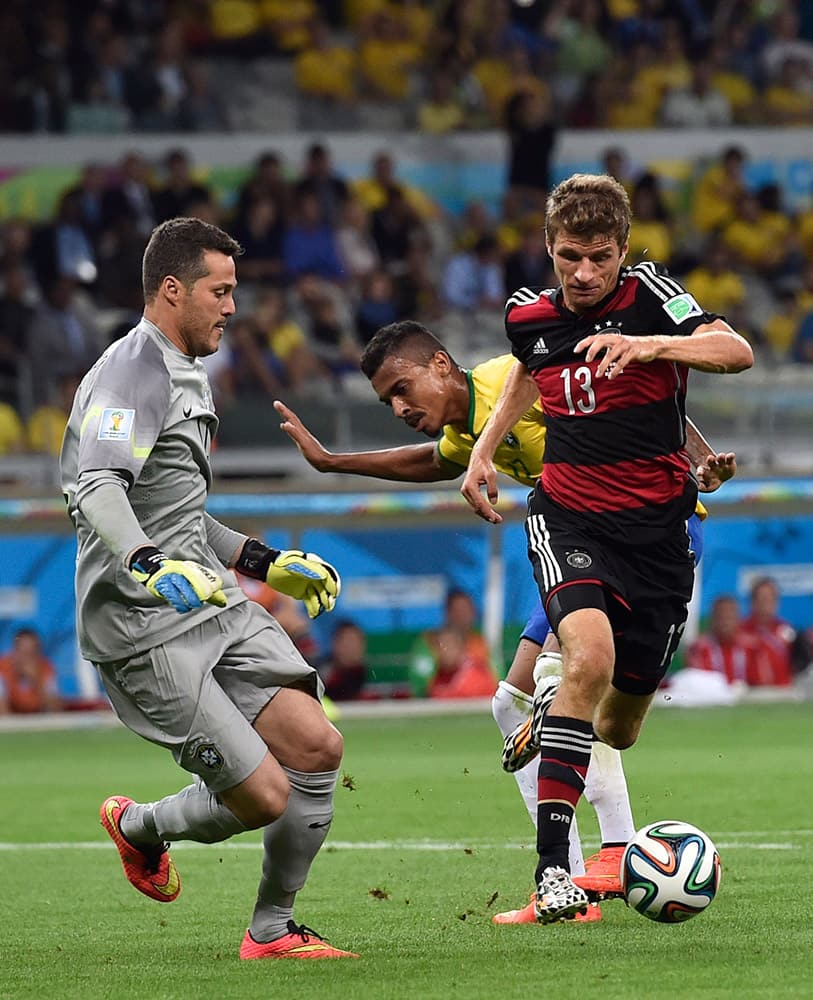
(142, 217), (243, 302)
(360, 321), (456, 378)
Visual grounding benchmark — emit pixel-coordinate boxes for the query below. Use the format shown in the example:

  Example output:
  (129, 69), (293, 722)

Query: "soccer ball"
(622, 820), (721, 923)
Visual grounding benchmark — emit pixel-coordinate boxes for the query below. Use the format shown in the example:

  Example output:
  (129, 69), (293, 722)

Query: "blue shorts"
(519, 513), (704, 646)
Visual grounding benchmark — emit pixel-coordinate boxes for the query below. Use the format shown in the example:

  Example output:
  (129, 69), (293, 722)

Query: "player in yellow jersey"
(275, 320), (735, 922)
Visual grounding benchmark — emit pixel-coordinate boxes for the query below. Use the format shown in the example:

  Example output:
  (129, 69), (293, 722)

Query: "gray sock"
(119, 801), (160, 847)
(122, 782), (248, 845)
(249, 768), (338, 943)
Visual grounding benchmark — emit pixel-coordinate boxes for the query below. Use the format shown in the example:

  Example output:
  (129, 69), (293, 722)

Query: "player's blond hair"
(545, 173), (631, 249)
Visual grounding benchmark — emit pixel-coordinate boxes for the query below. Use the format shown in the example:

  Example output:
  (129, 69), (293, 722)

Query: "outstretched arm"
(459, 362), (539, 524)
(576, 321), (754, 379)
(274, 400), (456, 482)
(686, 416), (736, 493)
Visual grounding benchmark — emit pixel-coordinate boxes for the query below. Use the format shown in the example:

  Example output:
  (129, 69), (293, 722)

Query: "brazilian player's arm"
(274, 399), (458, 482)
(686, 416), (736, 493)
(460, 361), (539, 524)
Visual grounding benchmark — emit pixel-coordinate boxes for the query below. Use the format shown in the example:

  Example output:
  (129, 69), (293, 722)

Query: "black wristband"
(235, 538), (279, 580)
(129, 545), (168, 575)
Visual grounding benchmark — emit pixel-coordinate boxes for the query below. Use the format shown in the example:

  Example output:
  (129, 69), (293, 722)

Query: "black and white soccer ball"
(622, 820), (721, 923)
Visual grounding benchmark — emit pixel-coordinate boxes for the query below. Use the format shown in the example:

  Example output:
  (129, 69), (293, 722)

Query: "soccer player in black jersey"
(460, 173), (753, 923)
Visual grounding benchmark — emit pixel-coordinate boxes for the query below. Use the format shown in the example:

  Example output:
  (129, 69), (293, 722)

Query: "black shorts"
(524, 485), (695, 696)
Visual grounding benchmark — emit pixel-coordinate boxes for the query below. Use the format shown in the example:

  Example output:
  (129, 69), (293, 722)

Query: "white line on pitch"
(0, 839), (801, 851)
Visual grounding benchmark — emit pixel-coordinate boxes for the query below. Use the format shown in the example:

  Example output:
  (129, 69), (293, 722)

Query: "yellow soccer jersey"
(437, 354), (545, 488)
(436, 353), (710, 521)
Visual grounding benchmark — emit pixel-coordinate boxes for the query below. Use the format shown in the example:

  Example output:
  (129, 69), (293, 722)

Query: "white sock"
(492, 681), (585, 875)
(568, 813), (585, 876)
(584, 741), (636, 846)
(492, 682), (537, 825)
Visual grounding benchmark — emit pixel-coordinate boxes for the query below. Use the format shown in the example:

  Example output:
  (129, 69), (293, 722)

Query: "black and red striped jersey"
(505, 261), (720, 543)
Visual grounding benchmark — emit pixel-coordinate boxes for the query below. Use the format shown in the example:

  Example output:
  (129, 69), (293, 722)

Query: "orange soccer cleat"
(492, 894), (602, 924)
(573, 845), (626, 899)
(239, 922), (360, 960)
(100, 795), (181, 903)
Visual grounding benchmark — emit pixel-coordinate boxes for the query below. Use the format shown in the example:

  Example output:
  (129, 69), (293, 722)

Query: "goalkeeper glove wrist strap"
(129, 545), (169, 577)
(235, 538), (280, 581)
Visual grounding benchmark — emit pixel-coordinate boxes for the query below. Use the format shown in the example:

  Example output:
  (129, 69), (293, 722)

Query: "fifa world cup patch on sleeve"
(662, 293), (703, 324)
(97, 407), (135, 441)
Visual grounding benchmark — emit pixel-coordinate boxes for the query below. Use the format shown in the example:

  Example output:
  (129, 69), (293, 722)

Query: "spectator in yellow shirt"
(473, 43), (549, 125)
(631, 22), (691, 111)
(262, 0), (315, 52)
(253, 287), (323, 390)
(358, 8), (422, 102)
(691, 145), (748, 235)
(762, 289), (804, 361)
(626, 173), (674, 267)
(722, 188), (797, 279)
(763, 56), (813, 126)
(762, 261), (813, 361)
(26, 373), (81, 456)
(683, 239), (747, 318)
(707, 36), (759, 124)
(418, 69), (467, 134)
(294, 18), (357, 104)
(352, 151), (440, 221)
(391, 0), (432, 48)
(598, 54), (661, 129)
(796, 261), (813, 316)
(0, 402), (25, 456)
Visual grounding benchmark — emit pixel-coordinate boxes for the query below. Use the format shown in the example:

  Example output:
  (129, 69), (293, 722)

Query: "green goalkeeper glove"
(129, 545), (228, 614)
(236, 539), (341, 619)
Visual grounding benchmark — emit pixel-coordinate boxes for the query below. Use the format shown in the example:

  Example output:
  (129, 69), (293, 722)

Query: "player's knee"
(594, 717), (641, 750)
(320, 725), (343, 770)
(240, 781), (290, 828)
(299, 723), (343, 772)
(564, 650), (613, 702)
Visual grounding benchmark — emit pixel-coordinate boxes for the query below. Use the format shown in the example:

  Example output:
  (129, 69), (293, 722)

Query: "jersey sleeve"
(76, 342), (171, 488)
(503, 287), (559, 369)
(632, 262), (722, 337)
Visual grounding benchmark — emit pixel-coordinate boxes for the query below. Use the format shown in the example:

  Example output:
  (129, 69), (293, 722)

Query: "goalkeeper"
(275, 320), (736, 924)
(59, 217), (356, 961)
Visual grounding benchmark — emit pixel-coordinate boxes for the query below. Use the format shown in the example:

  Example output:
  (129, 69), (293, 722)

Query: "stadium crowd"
(1, 0), (813, 460)
(2, 134), (813, 460)
(1, 1), (812, 133)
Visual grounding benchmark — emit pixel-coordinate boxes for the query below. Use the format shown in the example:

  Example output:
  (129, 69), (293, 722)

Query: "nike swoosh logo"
(183, 406), (192, 418)
(154, 859), (181, 897)
(308, 820), (332, 829)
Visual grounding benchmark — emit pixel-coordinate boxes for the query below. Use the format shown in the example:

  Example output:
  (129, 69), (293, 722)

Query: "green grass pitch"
(0, 703), (810, 1000)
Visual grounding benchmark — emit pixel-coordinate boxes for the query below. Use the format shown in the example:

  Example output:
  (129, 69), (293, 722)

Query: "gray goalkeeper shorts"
(95, 600), (321, 793)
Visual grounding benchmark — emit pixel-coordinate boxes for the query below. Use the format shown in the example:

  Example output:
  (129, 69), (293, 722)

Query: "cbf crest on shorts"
(194, 742), (225, 771)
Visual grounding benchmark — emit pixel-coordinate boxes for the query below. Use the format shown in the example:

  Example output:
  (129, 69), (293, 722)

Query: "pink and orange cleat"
(573, 845), (626, 900)
(240, 921), (360, 960)
(100, 795), (181, 903)
(492, 894), (602, 925)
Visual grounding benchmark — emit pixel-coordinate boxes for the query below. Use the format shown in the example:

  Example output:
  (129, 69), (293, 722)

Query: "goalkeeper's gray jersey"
(59, 317), (246, 662)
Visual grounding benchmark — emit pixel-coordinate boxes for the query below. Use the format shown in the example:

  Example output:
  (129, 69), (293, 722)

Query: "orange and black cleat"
(100, 795), (181, 903)
(240, 921), (360, 960)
